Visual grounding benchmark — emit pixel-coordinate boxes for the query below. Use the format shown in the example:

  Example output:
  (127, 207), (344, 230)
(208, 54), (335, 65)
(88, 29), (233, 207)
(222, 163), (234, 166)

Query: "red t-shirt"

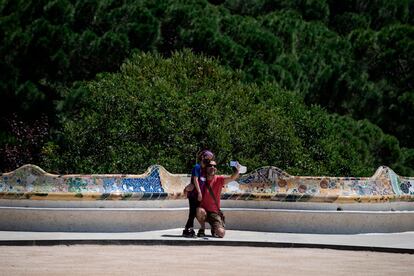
(201, 176), (225, 213)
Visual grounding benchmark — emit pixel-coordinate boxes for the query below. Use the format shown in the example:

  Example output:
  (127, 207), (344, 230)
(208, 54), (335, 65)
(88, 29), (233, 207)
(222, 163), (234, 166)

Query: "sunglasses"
(207, 164), (217, 168)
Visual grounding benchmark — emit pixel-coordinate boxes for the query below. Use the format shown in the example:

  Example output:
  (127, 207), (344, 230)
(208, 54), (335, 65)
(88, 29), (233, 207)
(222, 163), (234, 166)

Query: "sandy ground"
(0, 245), (413, 276)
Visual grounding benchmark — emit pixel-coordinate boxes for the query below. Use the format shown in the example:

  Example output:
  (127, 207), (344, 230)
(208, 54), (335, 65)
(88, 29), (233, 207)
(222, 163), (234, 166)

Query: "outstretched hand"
(232, 161), (241, 173)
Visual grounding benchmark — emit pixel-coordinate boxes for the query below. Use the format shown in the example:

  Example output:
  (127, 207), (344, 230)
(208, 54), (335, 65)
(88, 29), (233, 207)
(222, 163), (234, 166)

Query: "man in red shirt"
(196, 160), (240, 238)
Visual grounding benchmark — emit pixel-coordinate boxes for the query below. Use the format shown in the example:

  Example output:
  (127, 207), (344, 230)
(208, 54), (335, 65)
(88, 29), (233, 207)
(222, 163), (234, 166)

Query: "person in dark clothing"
(182, 150), (214, 237)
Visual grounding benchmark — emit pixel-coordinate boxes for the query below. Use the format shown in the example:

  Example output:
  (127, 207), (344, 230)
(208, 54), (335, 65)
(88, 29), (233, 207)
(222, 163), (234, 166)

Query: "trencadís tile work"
(0, 164), (413, 203)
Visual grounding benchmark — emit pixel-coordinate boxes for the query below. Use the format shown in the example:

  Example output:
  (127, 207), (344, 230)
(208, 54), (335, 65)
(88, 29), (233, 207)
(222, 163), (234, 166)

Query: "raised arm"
(223, 164), (240, 185)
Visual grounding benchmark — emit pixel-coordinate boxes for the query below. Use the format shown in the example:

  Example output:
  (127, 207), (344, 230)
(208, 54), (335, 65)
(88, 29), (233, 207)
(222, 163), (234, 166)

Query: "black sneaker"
(197, 229), (205, 237)
(182, 228), (195, 237)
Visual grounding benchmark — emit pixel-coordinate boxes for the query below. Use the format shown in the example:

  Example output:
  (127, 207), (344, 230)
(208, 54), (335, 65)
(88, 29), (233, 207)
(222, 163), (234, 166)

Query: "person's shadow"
(161, 234), (210, 240)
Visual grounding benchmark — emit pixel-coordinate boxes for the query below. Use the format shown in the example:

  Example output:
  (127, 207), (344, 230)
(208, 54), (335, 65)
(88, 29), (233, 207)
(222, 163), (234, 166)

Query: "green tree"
(42, 51), (410, 176)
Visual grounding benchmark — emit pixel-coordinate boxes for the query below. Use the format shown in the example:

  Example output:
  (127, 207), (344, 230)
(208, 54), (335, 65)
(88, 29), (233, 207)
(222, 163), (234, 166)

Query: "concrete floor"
(1, 228), (413, 252)
(1, 229), (413, 275)
(1, 245), (413, 276)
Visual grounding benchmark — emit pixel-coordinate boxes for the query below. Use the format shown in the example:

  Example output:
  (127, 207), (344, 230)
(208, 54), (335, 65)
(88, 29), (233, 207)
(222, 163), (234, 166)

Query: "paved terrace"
(0, 229), (413, 275)
(1, 229), (413, 254)
(1, 243), (413, 276)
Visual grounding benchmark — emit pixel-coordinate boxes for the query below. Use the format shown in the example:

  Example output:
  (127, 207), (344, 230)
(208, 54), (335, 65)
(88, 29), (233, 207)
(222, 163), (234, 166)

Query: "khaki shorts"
(206, 212), (225, 235)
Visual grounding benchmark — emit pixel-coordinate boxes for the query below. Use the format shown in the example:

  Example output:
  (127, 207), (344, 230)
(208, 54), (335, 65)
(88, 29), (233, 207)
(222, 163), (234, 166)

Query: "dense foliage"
(0, 0), (413, 175)
(42, 52), (412, 176)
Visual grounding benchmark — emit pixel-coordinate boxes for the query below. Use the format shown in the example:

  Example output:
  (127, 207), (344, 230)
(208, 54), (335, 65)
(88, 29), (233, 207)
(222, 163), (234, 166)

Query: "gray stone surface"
(1, 206), (413, 234)
(0, 228), (413, 252)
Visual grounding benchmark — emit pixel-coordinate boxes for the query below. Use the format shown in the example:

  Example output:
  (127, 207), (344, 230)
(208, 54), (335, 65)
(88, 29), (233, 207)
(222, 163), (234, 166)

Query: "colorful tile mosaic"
(0, 164), (413, 203)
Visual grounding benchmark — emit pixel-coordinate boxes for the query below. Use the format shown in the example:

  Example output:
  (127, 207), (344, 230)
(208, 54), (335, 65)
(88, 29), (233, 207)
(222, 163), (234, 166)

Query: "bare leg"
(196, 207), (206, 230)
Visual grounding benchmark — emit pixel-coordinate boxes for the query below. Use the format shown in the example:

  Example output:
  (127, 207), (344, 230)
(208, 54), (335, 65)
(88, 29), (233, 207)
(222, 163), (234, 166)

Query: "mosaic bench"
(0, 165), (413, 233)
(0, 164), (413, 203)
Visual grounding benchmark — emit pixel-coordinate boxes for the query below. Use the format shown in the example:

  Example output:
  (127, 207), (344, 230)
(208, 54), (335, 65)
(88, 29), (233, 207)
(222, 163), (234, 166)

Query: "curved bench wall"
(0, 206), (413, 234)
(1, 165), (413, 234)
(1, 164), (413, 203)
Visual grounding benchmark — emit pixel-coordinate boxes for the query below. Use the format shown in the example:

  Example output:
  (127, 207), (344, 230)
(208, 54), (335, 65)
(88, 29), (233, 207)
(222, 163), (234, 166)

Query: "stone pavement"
(0, 229), (413, 253)
(2, 245), (413, 276)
